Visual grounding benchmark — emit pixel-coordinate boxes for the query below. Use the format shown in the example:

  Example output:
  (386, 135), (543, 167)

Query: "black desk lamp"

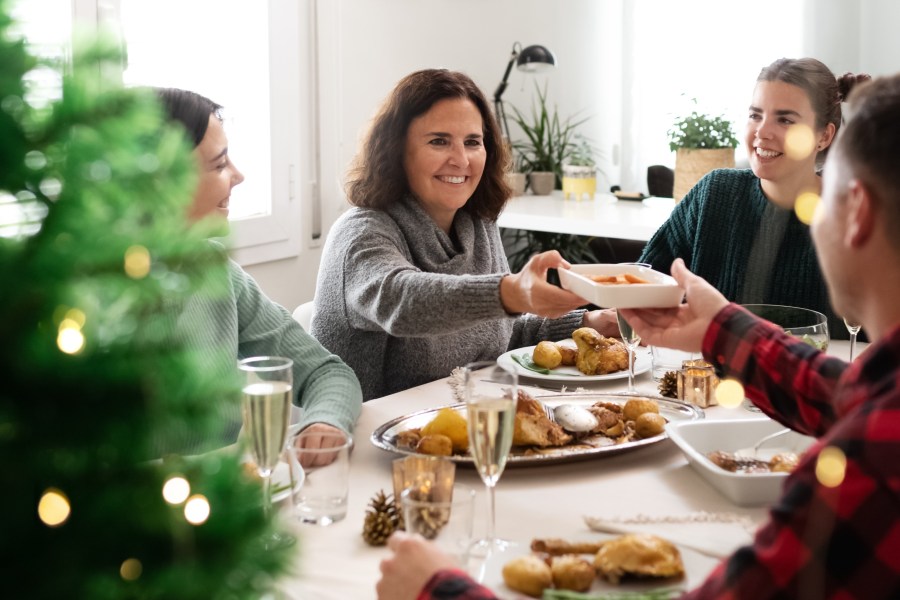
(493, 42), (556, 141)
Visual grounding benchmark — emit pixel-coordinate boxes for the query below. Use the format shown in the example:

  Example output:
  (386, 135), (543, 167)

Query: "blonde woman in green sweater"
(156, 88), (362, 450)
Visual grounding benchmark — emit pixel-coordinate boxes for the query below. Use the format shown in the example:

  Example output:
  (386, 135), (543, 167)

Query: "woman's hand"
(582, 308), (622, 337)
(500, 251), (588, 318)
(292, 422), (348, 467)
(619, 259), (729, 352)
(376, 532), (458, 600)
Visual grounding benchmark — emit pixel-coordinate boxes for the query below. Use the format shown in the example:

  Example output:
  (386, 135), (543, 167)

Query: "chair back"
(292, 301), (314, 332)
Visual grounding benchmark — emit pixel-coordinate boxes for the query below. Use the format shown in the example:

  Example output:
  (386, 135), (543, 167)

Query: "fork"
(748, 428), (791, 457)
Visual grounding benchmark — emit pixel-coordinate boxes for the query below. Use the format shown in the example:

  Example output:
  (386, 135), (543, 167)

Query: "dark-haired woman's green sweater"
(639, 168), (845, 339)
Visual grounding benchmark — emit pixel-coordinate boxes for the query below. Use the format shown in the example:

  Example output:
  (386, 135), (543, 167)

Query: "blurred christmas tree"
(0, 2), (294, 597)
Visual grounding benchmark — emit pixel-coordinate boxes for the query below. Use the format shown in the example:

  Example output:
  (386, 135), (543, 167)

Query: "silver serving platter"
(370, 392), (704, 467)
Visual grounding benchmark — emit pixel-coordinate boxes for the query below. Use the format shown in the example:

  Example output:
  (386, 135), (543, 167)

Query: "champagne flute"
(463, 361), (517, 559)
(615, 262), (649, 393)
(617, 312), (641, 393)
(239, 356), (293, 523)
(843, 318), (862, 361)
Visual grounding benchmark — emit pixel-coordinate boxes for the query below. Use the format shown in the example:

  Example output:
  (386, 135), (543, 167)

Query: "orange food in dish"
(590, 273), (649, 285)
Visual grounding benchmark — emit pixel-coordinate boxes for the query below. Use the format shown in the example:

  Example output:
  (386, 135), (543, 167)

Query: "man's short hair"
(837, 74), (900, 248)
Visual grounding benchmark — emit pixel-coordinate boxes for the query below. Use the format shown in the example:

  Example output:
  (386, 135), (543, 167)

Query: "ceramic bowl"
(666, 418), (814, 507)
(559, 263), (684, 309)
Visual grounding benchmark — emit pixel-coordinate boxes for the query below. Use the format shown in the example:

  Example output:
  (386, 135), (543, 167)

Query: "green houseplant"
(503, 87), (602, 277)
(509, 84), (589, 193)
(668, 103), (738, 200)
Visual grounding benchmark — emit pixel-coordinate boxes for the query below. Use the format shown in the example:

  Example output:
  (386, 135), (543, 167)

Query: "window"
(10, 0), (315, 265)
(620, 0), (804, 192)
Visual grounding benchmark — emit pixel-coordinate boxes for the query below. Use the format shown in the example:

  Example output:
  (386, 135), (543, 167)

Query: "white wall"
(860, 0), (900, 76)
(245, 0), (900, 312)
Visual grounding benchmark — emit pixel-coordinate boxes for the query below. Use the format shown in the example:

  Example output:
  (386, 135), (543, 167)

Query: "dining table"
(497, 192), (676, 242)
(278, 340), (861, 599)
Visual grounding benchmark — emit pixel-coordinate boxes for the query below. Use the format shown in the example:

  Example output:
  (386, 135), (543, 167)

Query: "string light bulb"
(184, 494), (210, 525)
(714, 378), (745, 409)
(162, 476), (190, 505)
(38, 488), (71, 527)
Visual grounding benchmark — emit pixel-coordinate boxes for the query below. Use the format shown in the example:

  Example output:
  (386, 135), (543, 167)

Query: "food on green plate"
(512, 352), (552, 374)
(550, 554), (596, 592)
(593, 533), (685, 585)
(502, 554), (553, 597)
(533, 340), (563, 369)
(572, 327), (629, 375)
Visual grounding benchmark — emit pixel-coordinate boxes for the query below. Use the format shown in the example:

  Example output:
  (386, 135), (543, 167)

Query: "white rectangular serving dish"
(667, 418), (814, 507)
(558, 263), (684, 309)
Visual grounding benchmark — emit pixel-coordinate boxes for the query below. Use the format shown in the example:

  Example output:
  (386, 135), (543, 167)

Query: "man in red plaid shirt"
(376, 73), (900, 600)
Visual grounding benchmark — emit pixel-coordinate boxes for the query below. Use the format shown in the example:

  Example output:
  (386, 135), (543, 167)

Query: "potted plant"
(668, 103), (738, 200)
(562, 136), (598, 200)
(509, 84), (588, 195)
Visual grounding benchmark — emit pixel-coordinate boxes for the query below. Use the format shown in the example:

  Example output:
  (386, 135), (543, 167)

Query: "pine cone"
(363, 511), (395, 546)
(362, 490), (402, 546)
(658, 370), (678, 398)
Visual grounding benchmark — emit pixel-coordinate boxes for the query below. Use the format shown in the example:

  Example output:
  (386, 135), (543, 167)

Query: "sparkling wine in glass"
(463, 361), (516, 559)
(843, 318), (862, 361)
(617, 311), (641, 393)
(239, 356), (293, 523)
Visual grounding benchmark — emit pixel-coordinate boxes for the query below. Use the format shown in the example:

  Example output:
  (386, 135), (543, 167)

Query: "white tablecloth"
(278, 341), (859, 599)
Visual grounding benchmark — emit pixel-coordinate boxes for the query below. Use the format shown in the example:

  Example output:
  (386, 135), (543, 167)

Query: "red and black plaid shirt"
(685, 304), (900, 599)
(420, 305), (900, 599)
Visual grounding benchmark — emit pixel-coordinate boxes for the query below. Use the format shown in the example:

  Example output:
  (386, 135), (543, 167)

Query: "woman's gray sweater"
(311, 195), (584, 401)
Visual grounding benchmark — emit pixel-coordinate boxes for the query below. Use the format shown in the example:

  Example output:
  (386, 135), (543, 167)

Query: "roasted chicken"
(572, 327), (629, 375)
(513, 391), (573, 448)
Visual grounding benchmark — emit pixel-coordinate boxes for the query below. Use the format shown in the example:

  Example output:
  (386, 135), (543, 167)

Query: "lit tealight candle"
(677, 360), (718, 408)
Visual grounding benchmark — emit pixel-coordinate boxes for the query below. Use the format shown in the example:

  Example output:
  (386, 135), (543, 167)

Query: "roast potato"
(556, 340), (578, 366)
(634, 412), (666, 438)
(502, 554), (552, 597)
(420, 407), (468, 452)
(533, 341), (563, 369)
(551, 555), (595, 592)
(415, 434), (452, 456)
(623, 398), (660, 422)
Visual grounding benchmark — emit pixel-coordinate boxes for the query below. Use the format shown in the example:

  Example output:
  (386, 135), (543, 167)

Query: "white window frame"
(66, 0), (315, 266)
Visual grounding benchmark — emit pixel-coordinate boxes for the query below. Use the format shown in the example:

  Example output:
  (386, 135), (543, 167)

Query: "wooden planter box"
(673, 148), (735, 201)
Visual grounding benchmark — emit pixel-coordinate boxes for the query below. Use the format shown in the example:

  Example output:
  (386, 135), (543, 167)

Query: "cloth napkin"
(584, 511), (757, 558)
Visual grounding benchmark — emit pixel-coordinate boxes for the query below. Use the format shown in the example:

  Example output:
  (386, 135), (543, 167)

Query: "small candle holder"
(677, 359), (719, 407)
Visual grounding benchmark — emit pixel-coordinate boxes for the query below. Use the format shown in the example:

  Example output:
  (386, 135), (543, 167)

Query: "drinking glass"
(740, 305), (829, 412)
(615, 261), (649, 393)
(463, 361), (517, 558)
(617, 312), (641, 393)
(843, 318), (862, 362)
(289, 429), (352, 525)
(239, 356), (293, 521)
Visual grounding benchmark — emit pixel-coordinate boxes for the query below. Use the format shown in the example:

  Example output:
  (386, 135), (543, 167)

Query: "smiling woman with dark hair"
(312, 69), (612, 401)
(154, 87), (362, 450)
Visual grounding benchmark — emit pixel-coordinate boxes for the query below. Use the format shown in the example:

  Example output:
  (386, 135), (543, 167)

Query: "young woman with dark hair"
(155, 87), (362, 450)
(638, 58), (870, 338)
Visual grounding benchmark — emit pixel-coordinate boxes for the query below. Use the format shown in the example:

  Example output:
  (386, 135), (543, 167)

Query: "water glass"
(401, 483), (476, 564)
(288, 429), (352, 525)
(650, 346), (698, 382)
